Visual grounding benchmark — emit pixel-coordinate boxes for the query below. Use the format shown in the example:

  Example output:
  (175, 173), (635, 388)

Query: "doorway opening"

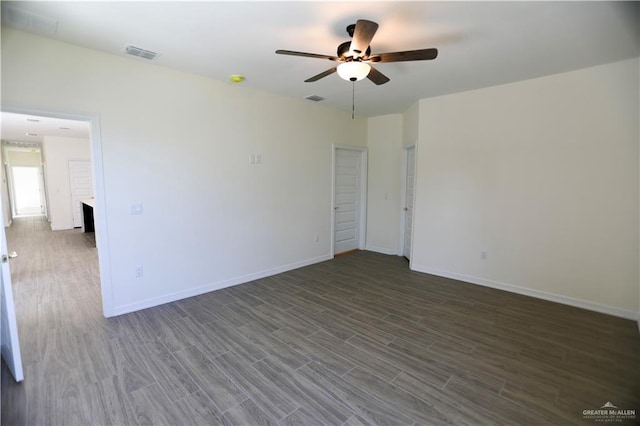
(3, 141), (48, 219)
(0, 108), (112, 317)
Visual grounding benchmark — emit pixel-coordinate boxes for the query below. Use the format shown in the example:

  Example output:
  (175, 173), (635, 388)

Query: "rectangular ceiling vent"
(305, 95), (325, 102)
(124, 45), (159, 60)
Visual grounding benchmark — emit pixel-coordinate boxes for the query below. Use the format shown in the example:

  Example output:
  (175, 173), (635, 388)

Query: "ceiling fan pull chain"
(352, 81), (355, 120)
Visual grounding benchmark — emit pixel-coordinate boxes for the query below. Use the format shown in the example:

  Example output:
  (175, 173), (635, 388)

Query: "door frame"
(2, 106), (114, 317)
(6, 163), (17, 218)
(331, 144), (368, 257)
(38, 163), (48, 219)
(399, 143), (417, 264)
(1, 164), (13, 227)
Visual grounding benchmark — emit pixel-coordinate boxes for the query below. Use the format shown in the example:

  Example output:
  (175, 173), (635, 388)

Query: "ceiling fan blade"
(276, 50), (339, 61)
(367, 65), (390, 85)
(368, 48), (438, 63)
(350, 20), (378, 58)
(305, 66), (338, 82)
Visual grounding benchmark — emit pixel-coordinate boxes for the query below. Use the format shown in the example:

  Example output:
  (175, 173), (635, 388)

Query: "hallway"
(1, 216), (103, 424)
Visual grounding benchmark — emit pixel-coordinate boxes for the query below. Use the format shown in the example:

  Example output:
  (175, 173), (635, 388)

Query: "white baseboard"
(111, 254), (332, 317)
(50, 225), (73, 231)
(365, 245), (399, 256)
(411, 264), (638, 321)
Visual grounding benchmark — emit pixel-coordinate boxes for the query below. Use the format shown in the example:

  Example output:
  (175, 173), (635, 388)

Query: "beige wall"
(3, 26), (638, 320)
(411, 58), (639, 318)
(365, 114), (403, 254)
(1, 27), (366, 315)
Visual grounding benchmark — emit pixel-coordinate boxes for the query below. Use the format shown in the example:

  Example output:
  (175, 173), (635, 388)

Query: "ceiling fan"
(276, 19), (438, 85)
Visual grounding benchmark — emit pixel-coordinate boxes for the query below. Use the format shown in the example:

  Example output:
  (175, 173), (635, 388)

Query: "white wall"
(1, 28), (366, 315)
(365, 114), (403, 254)
(41, 136), (91, 230)
(412, 58), (640, 319)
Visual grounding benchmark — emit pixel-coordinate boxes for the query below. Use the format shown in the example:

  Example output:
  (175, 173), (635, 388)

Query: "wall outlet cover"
(131, 203), (143, 215)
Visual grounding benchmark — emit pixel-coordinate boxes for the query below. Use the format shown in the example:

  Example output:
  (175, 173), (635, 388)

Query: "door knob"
(334, 207), (339, 210)
(1, 252), (17, 263)
(403, 207), (408, 211)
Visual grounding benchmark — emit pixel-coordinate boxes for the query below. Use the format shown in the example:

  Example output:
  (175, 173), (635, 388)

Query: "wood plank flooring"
(2, 216), (639, 425)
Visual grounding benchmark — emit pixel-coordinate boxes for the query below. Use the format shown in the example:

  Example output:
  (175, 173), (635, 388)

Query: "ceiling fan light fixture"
(337, 62), (371, 82)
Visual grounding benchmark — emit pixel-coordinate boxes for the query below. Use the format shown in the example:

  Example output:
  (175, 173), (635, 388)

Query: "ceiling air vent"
(305, 95), (325, 102)
(124, 45), (159, 60)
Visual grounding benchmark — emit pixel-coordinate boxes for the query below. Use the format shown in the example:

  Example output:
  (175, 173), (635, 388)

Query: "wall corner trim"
(411, 264), (639, 321)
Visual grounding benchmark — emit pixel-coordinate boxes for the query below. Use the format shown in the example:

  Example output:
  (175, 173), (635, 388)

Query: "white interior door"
(69, 160), (93, 228)
(334, 148), (363, 255)
(403, 146), (416, 259)
(0, 200), (24, 382)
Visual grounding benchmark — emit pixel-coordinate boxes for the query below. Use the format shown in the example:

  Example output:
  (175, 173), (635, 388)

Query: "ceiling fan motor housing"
(337, 41), (371, 60)
(346, 23), (356, 37)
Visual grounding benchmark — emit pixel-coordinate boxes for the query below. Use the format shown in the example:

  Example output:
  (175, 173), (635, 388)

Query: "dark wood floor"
(2, 216), (639, 425)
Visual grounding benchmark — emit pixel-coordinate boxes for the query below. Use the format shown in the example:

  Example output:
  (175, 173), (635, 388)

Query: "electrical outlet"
(135, 265), (143, 278)
(480, 251), (488, 260)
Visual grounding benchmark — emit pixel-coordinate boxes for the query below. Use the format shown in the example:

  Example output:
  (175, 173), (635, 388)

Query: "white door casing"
(2, 164), (13, 226)
(333, 146), (367, 255)
(39, 165), (48, 218)
(0, 198), (24, 382)
(403, 146), (416, 259)
(68, 160), (93, 228)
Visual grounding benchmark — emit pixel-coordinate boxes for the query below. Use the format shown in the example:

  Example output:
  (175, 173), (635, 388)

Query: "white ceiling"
(1, 112), (90, 144)
(1, 1), (639, 120)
